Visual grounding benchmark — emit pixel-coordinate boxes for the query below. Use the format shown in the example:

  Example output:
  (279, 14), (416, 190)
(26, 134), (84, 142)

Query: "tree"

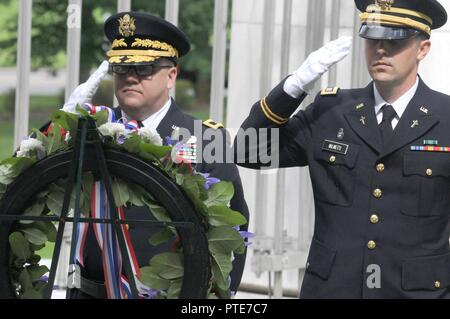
(0, 0), (19, 67)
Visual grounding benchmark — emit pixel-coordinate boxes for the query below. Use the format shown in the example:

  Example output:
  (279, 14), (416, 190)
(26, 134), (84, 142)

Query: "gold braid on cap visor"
(360, 5), (433, 36)
(107, 38), (179, 64)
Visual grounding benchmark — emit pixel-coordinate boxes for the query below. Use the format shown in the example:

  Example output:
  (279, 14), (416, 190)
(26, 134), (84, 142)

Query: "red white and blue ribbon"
(118, 207), (141, 278)
(83, 103), (116, 123)
(91, 181), (140, 299)
(74, 220), (89, 267)
(124, 120), (139, 132)
(72, 105), (162, 298)
(91, 181), (122, 298)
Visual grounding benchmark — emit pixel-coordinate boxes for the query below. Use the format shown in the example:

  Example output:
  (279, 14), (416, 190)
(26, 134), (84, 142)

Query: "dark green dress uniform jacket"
(236, 77), (450, 298)
(76, 100), (249, 297)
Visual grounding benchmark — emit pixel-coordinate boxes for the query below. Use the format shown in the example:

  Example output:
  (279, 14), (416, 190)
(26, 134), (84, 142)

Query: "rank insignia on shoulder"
(321, 87), (340, 96)
(203, 119), (224, 130)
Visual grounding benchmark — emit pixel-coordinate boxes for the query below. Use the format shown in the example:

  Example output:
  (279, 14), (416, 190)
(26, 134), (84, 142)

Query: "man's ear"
(167, 66), (178, 90)
(418, 39), (431, 61)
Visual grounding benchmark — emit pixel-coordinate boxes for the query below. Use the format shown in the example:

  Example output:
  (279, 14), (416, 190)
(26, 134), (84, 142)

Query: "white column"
(165, 0), (179, 98)
(303, 0), (326, 105)
(272, 0), (293, 300)
(254, 0), (276, 246)
(165, 0), (179, 26)
(13, 0), (33, 149)
(114, 0), (132, 108)
(351, 7), (370, 87)
(209, 0), (229, 122)
(295, 0), (326, 293)
(65, 0), (82, 102)
(328, 0), (341, 86)
(56, 0), (83, 290)
(117, 0), (131, 12)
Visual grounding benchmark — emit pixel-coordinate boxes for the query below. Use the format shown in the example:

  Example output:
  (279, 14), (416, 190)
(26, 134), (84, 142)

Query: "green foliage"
(206, 205), (247, 227)
(46, 123), (64, 154)
(20, 202), (45, 225)
(140, 266), (170, 290)
(207, 226), (244, 255)
(204, 182), (234, 207)
(50, 110), (78, 134)
(9, 232), (32, 260)
(111, 177), (130, 207)
(31, 0), (69, 70)
(150, 252), (184, 280)
(0, 0), (18, 66)
(148, 228), (175, 246)
(211, 252), (233, 292)
(178, 0), (214, 78)
(21, 228), (47, 246)
(8, 218), (55, 299)
(0, 157), (36, 185)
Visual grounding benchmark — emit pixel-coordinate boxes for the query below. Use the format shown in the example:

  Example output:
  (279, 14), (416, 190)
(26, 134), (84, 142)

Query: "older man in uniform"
(68, 12), (249, 298)
(236, 0), (450, 298)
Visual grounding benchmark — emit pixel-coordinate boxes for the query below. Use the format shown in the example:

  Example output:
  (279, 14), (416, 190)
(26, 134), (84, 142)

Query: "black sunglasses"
(109, 64), (173, 77)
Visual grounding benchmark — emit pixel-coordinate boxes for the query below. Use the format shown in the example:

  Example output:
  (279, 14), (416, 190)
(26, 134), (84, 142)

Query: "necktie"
(379, 104), (397, 146)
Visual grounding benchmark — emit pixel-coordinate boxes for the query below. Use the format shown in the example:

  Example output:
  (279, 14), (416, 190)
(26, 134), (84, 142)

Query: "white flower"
(98, 122), (126, 138)
(17, 138), (45, 158)
(138, 127), (163, 146)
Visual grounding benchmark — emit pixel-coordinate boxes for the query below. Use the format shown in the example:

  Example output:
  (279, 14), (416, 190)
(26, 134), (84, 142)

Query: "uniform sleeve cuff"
(263, 77), (306, 122)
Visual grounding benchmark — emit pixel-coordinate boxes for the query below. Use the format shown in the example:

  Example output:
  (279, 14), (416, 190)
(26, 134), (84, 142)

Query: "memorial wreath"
(0, 105), (249, 299)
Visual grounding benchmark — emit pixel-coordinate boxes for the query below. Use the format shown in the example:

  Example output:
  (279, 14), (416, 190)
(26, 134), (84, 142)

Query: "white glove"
(284, 36), (353, 98)
(61, 60), (110, 113)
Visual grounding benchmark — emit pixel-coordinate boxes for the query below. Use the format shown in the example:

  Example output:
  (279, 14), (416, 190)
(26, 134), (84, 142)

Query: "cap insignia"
(112, 38), (127, 49)
(118, 14), (136, 38)
(375, 0), (394, 10)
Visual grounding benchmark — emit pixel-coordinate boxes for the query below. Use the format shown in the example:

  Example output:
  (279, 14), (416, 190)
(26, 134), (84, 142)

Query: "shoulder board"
(321, 87), (340, 96)
(203, 119), (224, 130)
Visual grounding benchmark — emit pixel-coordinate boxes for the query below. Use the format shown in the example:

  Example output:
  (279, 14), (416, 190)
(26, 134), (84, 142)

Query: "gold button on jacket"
(370, 215), (379, 224)
(373, 189), (382, 198)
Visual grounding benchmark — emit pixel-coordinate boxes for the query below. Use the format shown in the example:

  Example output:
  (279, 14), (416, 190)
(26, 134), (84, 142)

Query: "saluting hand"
(284, 36), (353, 98)
(61, 60), (110, 113)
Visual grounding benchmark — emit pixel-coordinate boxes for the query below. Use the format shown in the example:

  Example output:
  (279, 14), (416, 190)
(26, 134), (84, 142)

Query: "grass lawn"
(0, 95), (63, 114)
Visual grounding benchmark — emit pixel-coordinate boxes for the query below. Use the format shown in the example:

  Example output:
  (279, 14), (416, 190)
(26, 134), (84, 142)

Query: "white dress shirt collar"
(373, 76), (419, 128)
(121, 98), (172, 130)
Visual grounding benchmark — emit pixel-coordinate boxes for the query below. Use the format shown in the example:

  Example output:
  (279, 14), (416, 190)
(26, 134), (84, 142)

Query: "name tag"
(322, 140), (349, 155)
